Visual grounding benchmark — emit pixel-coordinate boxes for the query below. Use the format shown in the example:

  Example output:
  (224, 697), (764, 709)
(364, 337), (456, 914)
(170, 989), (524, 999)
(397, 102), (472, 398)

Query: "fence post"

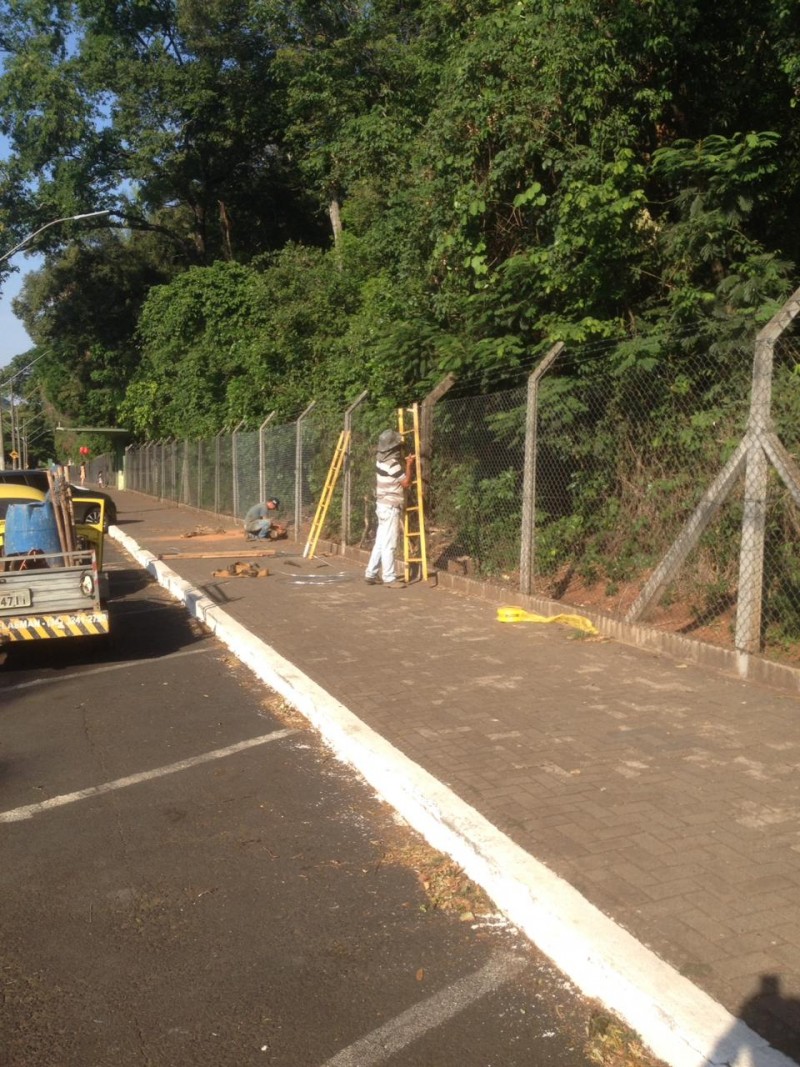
(735, 287), (800, 654)
(231, 419), (246, 519)
(519, 343), (564, 595)
(150, 440), (158, 498)
(624, 283), (800, 652)
(159, 439), (167, 500)
(123, 443), (133, 492)
(420, 373), (456, 502)
(212, 429), (223, 514)
(162, 439), (169, 499)
(196, 439), (203, 509)
(259, 411), (276, 503)
(342, 391), (368, 545)
(181, 440), (190, 505)
(169, 439), (177, 501)
(150, 440), (157, 498)
(147, 441), (157, 496)
(295, 401), (317, 541)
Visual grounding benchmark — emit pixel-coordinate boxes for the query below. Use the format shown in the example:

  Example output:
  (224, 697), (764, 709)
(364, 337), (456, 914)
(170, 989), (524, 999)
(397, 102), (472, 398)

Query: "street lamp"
(0, 212), (110, 469)
(0, 209), (111, 267)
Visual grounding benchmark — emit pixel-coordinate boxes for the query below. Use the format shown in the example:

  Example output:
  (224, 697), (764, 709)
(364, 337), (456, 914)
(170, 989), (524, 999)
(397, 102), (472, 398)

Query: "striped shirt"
(375, 458), (405, 507)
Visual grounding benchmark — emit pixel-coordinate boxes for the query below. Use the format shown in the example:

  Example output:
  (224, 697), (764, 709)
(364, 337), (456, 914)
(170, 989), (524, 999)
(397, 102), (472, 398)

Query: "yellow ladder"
(397, 404), (428, 582)
(303, 430), (351, 559)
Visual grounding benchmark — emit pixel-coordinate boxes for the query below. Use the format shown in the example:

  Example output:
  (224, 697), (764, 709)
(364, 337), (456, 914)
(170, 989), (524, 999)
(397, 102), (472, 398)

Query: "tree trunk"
(219, 200), (233, 260)
(191, 200), (207, 260)
(328, 197), (342, 247)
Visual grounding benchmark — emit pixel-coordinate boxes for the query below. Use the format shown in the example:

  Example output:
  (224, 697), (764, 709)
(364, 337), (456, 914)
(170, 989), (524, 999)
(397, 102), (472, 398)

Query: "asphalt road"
(0, 542), (654, 1067)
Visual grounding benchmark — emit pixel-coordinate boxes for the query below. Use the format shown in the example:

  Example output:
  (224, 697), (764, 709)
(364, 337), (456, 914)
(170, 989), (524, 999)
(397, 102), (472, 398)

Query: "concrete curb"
(111, 525), (794, 1067)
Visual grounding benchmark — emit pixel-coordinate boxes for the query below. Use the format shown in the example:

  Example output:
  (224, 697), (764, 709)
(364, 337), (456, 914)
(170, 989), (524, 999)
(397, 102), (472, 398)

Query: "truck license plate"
(0, 589), (32, 609)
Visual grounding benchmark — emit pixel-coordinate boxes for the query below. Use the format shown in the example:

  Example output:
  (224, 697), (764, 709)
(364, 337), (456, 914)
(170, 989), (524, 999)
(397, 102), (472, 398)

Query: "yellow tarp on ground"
(496, 606), (598, 635)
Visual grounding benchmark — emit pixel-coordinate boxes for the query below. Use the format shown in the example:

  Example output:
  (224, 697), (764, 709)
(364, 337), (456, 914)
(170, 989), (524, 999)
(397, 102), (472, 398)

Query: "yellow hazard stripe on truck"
(0, 611), (110, 642)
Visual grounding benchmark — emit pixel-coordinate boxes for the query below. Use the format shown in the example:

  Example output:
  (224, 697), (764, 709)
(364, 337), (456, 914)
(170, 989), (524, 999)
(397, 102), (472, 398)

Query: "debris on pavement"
(211, 561), (270, 578)
(586, 1009), (664, 1067)
(284, 572), (353, 585)
(181, 525), (228, 538)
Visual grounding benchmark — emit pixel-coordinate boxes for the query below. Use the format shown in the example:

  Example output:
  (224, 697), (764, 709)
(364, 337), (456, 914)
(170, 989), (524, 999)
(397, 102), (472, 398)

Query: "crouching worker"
(244, 497), (285, 540)
(364, 430), (415, 588)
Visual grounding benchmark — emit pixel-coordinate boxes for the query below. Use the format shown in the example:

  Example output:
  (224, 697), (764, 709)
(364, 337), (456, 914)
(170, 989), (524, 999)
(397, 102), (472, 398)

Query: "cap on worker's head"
(267, 497), (280, 508)
(377, 429), (403, 455)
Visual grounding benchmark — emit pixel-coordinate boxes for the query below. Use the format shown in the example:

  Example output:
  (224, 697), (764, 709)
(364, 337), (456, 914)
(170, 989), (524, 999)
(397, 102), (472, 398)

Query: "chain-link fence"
(427, 387), (526, 584)
(123, 288), (800, 665)
(527, 342), (753, 636)
(762, 325), (800, 655)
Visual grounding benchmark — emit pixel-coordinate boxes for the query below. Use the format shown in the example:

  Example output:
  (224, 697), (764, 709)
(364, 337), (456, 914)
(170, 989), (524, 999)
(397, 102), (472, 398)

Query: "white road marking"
(1, 644), (212, 693)
(0, 730), (295, 823)
(321, 955), (527, 1067)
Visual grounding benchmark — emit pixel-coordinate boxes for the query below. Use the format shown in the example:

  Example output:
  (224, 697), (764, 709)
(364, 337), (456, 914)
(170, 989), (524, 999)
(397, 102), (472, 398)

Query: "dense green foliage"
(1, 0), (799, 448)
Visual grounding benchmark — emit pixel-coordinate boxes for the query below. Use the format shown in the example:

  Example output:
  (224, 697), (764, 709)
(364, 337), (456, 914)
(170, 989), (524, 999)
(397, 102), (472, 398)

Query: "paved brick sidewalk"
(109, 491), (800, 1062)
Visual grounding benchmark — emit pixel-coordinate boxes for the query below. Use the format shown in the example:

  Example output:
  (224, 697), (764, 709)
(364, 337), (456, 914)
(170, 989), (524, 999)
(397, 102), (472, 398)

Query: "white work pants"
(365, 503), (401, 583)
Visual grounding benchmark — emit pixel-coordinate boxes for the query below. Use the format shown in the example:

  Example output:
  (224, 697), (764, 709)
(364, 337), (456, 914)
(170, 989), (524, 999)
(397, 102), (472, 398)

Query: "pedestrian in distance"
(364, 429), (415, 588)
(243, 497), (283, 540)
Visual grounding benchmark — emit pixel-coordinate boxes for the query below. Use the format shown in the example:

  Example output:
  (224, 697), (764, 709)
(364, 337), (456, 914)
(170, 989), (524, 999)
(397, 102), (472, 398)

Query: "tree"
(270, 0), (436, 244)
(12, 228), (173, 426)
(0, 0), (324, 267)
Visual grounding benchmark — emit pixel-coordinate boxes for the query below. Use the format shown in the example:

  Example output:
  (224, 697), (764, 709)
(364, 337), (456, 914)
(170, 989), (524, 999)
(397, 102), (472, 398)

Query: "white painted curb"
(111, 526), (793, 1067)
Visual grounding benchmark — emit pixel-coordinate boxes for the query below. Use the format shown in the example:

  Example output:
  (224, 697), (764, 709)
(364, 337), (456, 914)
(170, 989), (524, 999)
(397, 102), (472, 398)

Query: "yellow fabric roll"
(496, 606), (598, 635)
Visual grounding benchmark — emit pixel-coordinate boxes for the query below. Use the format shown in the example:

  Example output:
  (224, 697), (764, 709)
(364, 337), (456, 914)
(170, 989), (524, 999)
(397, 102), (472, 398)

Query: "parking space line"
(0, 729), (296, 823)
(1, 644), (212, 693)
(321, 954), (527, 1067)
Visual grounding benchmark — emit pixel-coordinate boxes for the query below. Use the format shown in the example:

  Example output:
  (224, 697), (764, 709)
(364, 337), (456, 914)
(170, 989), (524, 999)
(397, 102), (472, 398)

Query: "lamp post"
(0, 209), (110, 267)
(0, 211), (110, 468)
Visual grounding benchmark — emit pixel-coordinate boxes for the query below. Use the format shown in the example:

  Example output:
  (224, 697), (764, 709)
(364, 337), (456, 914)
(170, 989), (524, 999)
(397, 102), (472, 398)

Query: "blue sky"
(0, 259), (37, 370)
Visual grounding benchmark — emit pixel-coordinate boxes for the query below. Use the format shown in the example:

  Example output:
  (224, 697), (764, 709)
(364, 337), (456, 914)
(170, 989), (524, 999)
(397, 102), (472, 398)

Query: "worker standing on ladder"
(364, 429), (415, 588)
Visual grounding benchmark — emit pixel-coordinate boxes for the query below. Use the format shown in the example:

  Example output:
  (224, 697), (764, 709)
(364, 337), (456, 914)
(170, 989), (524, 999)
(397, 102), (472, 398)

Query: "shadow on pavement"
(707, 975), (800, 1064)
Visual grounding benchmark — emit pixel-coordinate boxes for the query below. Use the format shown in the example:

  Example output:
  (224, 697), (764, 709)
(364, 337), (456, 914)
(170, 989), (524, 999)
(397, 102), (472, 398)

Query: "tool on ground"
(496, 606), (598, 635)
(303, 429), (351, 559)
(397, 404), (428, 582)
